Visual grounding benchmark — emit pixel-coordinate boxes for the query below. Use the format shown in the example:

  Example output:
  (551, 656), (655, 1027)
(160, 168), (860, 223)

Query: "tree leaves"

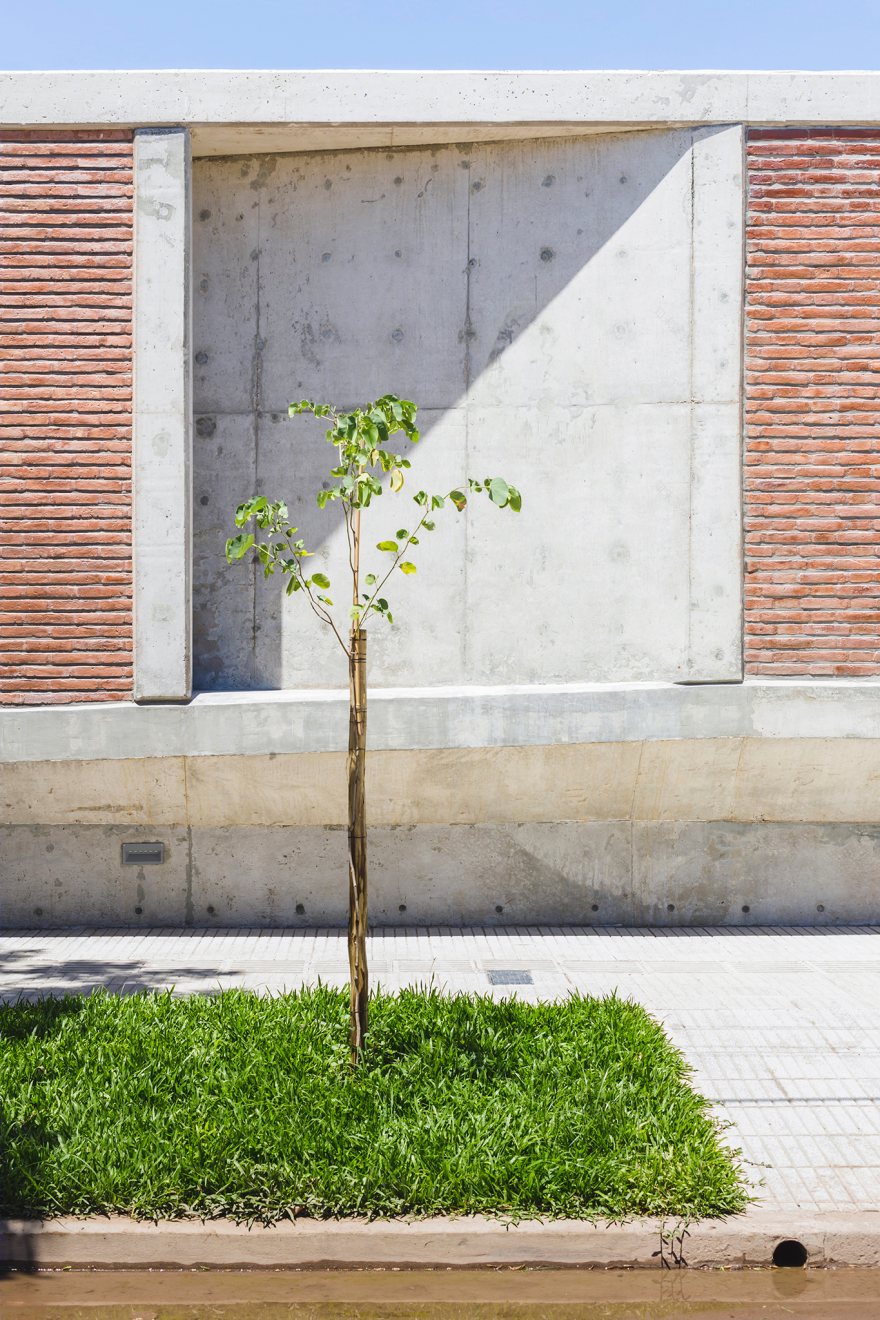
(225, 533), (254, 561)
(228, 392), (520, 650)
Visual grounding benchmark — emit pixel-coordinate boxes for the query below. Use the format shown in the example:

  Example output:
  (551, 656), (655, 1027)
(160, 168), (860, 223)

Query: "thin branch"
(357, 487), (460, 622)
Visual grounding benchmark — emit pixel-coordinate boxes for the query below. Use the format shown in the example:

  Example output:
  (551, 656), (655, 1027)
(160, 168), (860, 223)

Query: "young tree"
(226, 395), (520, 1065)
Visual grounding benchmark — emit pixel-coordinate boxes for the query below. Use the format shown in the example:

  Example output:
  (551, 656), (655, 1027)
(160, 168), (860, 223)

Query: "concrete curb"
(3, 1208), (880, 1270)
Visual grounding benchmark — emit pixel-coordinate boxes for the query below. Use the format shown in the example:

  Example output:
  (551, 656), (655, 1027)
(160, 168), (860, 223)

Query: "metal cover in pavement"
(487, 969), (533, 985)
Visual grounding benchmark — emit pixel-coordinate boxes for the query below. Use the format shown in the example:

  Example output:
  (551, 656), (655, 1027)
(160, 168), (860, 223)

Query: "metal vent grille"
(487, 969), (533, 985)
(121, 842), (164, 866)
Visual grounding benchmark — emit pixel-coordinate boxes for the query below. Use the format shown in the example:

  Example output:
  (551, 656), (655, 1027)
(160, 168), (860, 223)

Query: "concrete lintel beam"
(6, 71), (880, 137)
(133, 127), (192, 702)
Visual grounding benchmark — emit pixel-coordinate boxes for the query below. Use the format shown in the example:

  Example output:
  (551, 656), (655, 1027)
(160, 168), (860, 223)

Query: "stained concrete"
(5, 1208), (880, 1269)
(9, 740), (880, 828)
(5, 820), (878, 928)
(191, 127), (742, 692)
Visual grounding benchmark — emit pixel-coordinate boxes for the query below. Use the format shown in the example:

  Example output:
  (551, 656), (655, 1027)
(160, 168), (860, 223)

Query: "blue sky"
(3, 0), (880, 70)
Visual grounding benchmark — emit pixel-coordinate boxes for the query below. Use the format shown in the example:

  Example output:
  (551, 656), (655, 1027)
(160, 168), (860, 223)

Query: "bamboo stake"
(348, 501), (368, 1065)
(347, 627), (368, 1065)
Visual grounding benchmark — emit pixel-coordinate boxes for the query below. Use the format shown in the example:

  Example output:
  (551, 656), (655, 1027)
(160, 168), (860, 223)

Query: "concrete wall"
(3, 682), (880, 927)
(191, 127), (743, 692)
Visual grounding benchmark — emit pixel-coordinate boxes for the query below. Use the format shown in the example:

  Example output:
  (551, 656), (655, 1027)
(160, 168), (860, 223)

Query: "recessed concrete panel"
(192, 129), (742, 690)
(191, 165), (260, 415)
(192, 413), (257, 691)
(255, 147), (470, 409)
(463, 402), (692, 683)
(254, 406), (469, 690)
(465, 131), (693, 407)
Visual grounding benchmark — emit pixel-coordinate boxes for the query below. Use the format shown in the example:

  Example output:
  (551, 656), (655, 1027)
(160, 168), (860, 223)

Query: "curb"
(3, 1208), (880, 1270)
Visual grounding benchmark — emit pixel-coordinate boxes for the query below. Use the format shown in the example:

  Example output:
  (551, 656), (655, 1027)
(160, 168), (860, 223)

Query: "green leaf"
(449, 490), (467, 511)
(365, 573), (377, 586)
(431, 495), (445, 510)
(507, 485), (522, 512)
(390, 469), (404, 492)
(413, 491), (428, 506)
(396, 529), (408, 539)
(286, 576), (301, 594)
(377, 540), (399, 552)
(408, 536), (419, 545)
(316, 490), (329, 509)
(318, 595), (333, 606)
(234, 496), (268, 526)
(257, 544), (270, 565)
(399, 561), (417, 575)
(311, 572), (330, 589)
(225, 533), (254, 562)
(423, 520), (436, 531)
(377, 598), (389, 611)
(489, 477), (510, 507)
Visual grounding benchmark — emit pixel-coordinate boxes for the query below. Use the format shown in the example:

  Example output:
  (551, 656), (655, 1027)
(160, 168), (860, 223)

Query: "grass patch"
(1, 986), (748, 1223)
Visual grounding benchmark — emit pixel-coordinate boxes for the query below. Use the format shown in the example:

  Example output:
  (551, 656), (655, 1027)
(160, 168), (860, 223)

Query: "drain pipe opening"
(772, 1239), (808, 1268)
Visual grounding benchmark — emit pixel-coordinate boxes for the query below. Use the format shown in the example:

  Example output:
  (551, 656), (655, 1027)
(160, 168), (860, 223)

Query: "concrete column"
(687, 124), (744, 681)
(132, 127), (192, 702)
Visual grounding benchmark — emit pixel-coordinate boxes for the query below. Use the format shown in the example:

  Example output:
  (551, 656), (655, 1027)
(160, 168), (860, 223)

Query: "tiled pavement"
(2, 924), (879, 1215)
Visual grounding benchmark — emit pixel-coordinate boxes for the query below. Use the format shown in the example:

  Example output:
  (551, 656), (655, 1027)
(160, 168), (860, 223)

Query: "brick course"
(1, 130), (133, 704)
(745, 128), (880, 676)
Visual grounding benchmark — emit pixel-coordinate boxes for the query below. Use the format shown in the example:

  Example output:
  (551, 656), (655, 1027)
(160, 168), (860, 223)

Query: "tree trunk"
(347, 626), (368, 1065)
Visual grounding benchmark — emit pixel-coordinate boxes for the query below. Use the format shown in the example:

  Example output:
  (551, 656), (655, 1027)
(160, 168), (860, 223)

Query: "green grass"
(0, 986), (748, 1224)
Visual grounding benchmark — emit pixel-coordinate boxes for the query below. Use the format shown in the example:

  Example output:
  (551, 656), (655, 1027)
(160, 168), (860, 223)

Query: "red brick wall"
(1, 130), (133, 705)
(745, 128), (880, 677)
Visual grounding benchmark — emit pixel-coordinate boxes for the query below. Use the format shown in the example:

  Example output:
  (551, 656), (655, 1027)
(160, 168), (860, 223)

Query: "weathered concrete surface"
(4, 1207), (880, 1269)
(6, 70), (880, 149)
(5, 820), (879, 928)
(192, 128), (742, 691)
(6, 681), (880, 763)
(133, 128), (192, 702)
(8, 741), (880, 827)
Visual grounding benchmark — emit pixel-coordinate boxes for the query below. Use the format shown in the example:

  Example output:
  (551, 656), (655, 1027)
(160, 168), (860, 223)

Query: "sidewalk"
(2, 924), (878, 1216)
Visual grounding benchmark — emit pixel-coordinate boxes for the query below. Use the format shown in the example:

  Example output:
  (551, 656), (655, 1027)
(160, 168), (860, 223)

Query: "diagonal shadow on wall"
(192, 128), (708, 692)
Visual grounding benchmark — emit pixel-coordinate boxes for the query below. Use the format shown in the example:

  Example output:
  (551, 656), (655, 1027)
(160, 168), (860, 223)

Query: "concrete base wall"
(6, 820), (878, 929)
